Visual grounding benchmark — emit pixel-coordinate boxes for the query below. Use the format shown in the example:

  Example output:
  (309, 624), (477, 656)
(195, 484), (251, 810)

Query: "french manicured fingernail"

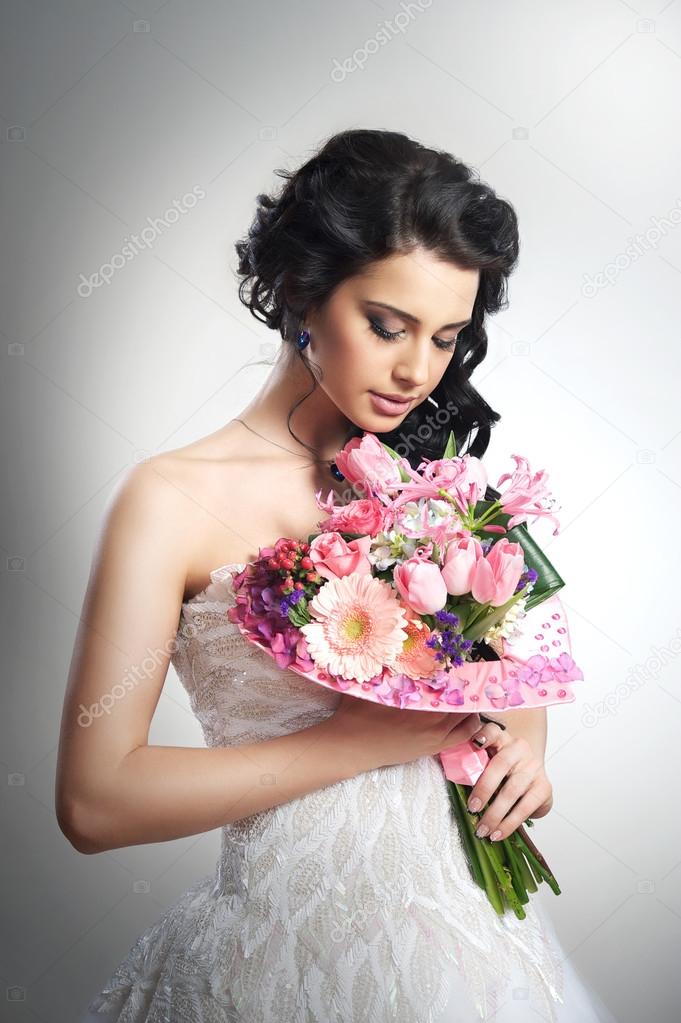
(490, 830), (502, 841)
(472, 735), (486, 747)
(468, 797), (482, 812)
(475, 823), (489, 838)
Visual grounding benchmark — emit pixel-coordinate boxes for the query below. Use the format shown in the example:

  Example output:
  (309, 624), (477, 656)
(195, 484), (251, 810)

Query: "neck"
(236, 344), (357, 462)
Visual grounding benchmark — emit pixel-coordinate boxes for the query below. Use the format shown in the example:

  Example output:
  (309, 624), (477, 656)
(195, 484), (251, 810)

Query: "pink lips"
(369, 391), (414, 416)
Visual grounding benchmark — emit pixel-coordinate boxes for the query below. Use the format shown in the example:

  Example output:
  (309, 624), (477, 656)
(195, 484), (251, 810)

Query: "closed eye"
(368, 318), (458, 352)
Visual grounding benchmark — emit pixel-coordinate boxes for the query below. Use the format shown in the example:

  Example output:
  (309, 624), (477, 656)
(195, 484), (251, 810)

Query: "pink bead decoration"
(539, 688), (547, 696)
(557, 627), (566, 634)
(552, 639), (561, 646)
(551, 613), (560, 620)
(319, 672), (328, 680)
(558, 689), (566, 698)
(540, 644), (549, 652)
(471, 694), (479, 701)
(542, 622), (551, 629)
(361, 683), (369, 690)
(431, 699), (440, 707)
(535, 634), (544, 640)
(489, 675), (497, 683)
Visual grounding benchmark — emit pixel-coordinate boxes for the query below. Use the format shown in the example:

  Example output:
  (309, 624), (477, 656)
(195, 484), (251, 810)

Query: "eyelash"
(368, 318), (459, 352)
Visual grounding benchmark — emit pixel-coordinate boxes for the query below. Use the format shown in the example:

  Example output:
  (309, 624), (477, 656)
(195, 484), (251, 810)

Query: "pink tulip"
(393, 557), (448, 615)
(334, 433), (404, 495)
(471, 539), (525, 607)
(441, 536), (485, 595)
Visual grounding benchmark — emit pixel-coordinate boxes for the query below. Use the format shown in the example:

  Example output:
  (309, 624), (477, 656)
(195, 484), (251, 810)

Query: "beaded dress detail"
(84, 563), (615, 1023)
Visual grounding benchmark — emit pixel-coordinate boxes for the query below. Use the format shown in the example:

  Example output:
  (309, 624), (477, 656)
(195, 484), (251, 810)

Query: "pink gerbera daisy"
(392, 607), (439, 680)
(300, 573), (408, 683)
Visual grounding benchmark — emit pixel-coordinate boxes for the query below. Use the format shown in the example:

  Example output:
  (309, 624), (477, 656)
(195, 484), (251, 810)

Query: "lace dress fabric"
(83, 564), (615, 1023)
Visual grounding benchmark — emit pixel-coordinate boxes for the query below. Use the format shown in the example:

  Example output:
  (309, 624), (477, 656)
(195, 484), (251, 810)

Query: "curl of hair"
(234, 128), (519, 491)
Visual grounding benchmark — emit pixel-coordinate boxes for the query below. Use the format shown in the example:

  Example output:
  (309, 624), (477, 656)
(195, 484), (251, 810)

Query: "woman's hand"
(465, 719), (554, 842)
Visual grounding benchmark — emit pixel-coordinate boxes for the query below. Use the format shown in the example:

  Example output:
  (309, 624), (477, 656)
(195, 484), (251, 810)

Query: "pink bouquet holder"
(233, 590), (583, 787)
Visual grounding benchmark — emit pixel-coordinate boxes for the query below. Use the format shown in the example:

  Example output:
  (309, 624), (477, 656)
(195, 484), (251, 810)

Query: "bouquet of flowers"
(227, 431), (583, 919)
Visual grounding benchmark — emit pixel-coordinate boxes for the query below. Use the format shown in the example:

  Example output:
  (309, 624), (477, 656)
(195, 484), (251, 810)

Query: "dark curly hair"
(234, 128), (519, 479)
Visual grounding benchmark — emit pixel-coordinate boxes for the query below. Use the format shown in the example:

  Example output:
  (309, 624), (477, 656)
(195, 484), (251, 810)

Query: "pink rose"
(471, 538), (525, 607)
(393, 557), (448, 615)
(441, 536), (484, 595)
(318, 497), (386, 536)
(335, 433), (404, 495)
(308, 532), (373, 581)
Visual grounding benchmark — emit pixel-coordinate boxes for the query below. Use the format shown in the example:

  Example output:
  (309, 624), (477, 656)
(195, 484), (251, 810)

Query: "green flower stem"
(513, 829), (562, 896)
(447, 783), (504, 913)
(502, 836), (531, 905)
(509, 834), (539, 894)
(446, 782), (485, 889)
(477, 836), (527, 919)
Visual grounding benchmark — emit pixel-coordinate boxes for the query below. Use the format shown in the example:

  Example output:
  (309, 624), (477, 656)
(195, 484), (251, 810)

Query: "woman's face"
(305, 247), (480, 432)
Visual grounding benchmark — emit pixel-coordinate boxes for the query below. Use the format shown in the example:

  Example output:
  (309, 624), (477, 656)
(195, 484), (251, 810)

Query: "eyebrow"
(363, 300), (472, 331)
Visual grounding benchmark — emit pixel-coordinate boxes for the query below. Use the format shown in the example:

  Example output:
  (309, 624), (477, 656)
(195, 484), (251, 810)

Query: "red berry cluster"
(267, 538), (321, 594)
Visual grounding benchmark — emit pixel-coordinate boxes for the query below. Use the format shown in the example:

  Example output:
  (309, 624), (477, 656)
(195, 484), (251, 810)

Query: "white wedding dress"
(81, 563), (616, 1023)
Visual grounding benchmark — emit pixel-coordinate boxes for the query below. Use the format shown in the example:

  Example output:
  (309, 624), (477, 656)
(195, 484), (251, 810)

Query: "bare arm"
(487, 706), (548, 764)
(55, 460), (355, 855)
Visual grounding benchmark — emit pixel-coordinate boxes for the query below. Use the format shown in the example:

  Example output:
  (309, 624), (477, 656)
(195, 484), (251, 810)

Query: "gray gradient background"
(2, 1), (680, 1021)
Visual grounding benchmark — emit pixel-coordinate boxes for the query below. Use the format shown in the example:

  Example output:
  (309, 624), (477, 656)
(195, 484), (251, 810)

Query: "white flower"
(481, 595), (530, 654)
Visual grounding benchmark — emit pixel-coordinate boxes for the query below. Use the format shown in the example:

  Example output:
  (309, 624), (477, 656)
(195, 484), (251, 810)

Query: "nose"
(393, 335), (431, 389)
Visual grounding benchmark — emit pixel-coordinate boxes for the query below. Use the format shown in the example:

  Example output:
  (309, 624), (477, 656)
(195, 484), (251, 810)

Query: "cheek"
(324, 326), (371, 378)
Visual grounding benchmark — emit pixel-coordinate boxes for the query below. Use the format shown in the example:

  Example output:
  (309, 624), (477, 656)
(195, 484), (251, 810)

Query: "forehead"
(344, 249), (479, 315)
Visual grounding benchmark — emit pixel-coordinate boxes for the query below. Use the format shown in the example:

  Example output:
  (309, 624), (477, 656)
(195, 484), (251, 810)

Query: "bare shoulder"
(133, 426), (250, 596)
(132, 423), (245, 516)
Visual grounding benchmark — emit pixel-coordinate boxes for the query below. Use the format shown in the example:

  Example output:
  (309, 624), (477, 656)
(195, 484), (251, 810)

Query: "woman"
(58, 128), (615, 1021)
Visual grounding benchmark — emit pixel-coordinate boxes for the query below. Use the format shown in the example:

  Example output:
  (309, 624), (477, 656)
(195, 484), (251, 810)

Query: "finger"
(477, 784), (550, 842)
(470, 719), (512, 750)
(471, 767), (537, 838)
(465, 740), (524, 813)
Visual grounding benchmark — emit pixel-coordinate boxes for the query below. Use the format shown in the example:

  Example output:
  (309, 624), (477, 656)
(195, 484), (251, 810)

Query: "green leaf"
(376, 439), (409, 482)
(288, 598), (311, 627)
(462, 588), (529, 643)
(442, 430), (458, 460)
